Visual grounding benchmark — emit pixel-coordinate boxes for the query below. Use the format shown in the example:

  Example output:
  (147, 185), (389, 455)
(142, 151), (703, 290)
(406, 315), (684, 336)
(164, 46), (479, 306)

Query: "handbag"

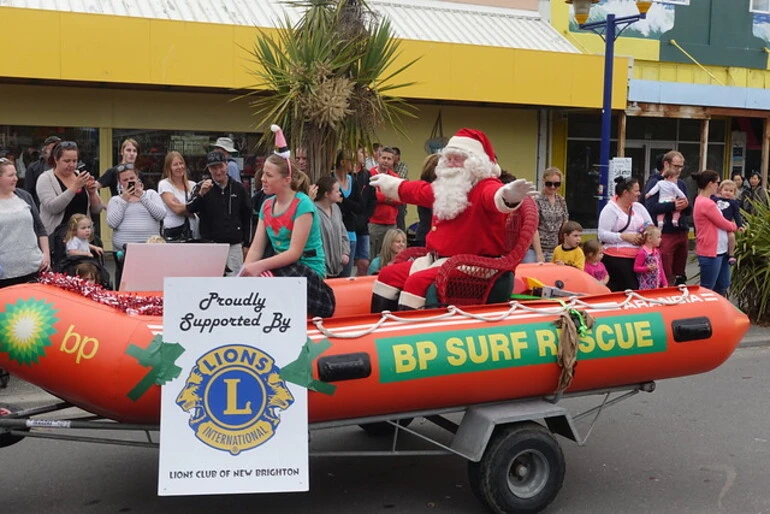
(163, 217), (192, 243)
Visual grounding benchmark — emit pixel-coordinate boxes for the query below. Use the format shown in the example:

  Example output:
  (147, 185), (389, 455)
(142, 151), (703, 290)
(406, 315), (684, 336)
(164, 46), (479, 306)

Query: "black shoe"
(675, 274), (687, 286)
(371, 294), (398, 313)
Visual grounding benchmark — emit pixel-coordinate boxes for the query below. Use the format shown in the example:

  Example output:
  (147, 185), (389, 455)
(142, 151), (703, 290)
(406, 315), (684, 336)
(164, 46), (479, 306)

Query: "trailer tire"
(468, 421), (564, 514)
(359, 418), (413, 436)
(0, 403), (25, 448)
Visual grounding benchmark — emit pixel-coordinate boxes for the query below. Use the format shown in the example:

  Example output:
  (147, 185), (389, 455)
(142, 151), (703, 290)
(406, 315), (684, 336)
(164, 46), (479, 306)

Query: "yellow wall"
(0, 83), (540, 233)
(0, 6), (625, 110)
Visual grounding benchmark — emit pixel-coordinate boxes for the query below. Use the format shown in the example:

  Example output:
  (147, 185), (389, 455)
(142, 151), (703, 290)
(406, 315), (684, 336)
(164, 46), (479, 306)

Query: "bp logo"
(0, 298), (58, 366)
(176, 344), (294, 455)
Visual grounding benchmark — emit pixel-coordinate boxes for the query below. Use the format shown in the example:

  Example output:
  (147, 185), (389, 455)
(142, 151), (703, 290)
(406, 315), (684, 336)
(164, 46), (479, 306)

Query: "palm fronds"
(241, 0), (417, 181)
(731, 194), (770, 323)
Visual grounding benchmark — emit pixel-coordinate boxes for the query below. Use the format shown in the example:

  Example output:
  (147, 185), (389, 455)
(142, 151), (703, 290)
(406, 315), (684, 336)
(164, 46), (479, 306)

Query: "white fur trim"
(445, 136), (486, 160)
(494, 187), (521, 213)
(398, 291), (426, 309)
(373, 281), (400, 300)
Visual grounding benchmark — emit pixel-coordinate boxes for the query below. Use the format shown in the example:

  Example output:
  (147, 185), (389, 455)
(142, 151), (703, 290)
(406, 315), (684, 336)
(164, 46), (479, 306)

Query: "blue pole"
(598, 13), (616, 215)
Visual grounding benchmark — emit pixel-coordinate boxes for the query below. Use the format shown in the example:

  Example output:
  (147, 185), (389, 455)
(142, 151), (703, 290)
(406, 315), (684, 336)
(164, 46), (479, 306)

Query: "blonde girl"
(633, 225), (667, 289)
(65, 213), (103, 258)
(582, 239), (609, 285)
(241, 153), (335, 318)
(368, 228), (406, 275)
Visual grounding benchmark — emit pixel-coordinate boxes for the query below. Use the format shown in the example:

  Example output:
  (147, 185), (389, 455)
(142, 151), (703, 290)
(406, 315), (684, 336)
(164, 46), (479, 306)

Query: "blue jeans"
(697, 253), (731, 296)
(341, 239), (355, 277)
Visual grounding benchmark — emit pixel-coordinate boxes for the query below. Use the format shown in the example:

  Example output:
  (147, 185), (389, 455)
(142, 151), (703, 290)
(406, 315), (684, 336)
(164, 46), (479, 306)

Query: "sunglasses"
(545, 181), (562, 188)
(0, 158), (11, 164)
(59, 141), (78, 149)
(116, 163), (135, 173)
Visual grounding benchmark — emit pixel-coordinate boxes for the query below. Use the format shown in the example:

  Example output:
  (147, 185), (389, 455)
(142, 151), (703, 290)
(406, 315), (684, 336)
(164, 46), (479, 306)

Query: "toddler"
(713, 180), (743, 265)
(65, 214), (103, 258)
(634, 226), (667, 289)
(645, 169), (687, 228)
(552, 220), (585, 270)
(145, 235), (166, 244)
(74, 261), (100, 284)
(582, 239), (609, 286)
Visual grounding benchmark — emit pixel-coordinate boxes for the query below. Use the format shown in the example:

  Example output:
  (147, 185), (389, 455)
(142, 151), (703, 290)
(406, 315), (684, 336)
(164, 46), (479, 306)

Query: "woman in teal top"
(242, 154), (335, 318)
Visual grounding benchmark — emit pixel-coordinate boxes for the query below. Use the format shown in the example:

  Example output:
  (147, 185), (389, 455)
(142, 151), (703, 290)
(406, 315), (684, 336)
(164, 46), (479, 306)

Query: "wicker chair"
(393, 196), (539, 306)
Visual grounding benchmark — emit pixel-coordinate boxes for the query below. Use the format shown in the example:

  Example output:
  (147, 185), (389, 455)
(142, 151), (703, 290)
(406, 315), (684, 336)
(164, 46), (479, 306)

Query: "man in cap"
(369, 128), (535, 311)
(186, 151), (251, 276)
(212, 137), (242, 184)
(24, 135), (61, 206)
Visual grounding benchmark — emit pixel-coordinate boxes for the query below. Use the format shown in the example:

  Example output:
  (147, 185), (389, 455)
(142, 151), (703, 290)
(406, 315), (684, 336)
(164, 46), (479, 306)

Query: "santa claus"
(369, 128), (536, 310)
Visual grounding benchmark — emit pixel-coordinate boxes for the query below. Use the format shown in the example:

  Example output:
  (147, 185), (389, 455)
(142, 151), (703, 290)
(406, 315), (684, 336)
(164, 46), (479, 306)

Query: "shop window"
(112, 129), (265, 195)
(709, 119), (727, 143)
(626, 117), (678, 141)
(0, 125), (99, 180)
(751, 0), (770, 14)
(564, 140), (618, 230)
(567, 113), (618, 139)
(677, 119), (702, 143)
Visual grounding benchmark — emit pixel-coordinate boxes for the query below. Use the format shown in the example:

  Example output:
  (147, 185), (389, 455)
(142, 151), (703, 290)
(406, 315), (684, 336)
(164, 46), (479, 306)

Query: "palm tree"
(244, 0), (416, 182)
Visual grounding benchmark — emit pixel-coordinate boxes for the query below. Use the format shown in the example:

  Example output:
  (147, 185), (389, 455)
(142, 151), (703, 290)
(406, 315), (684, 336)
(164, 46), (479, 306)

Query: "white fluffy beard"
(431, 153), (493, 220)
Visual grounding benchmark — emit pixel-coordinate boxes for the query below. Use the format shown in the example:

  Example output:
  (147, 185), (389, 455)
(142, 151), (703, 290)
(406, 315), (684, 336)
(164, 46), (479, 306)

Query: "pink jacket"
(694, 195), (737, 257)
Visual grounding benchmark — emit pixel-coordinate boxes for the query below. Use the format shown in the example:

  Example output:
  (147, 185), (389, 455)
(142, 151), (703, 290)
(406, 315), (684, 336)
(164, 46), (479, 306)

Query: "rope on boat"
(310, 285), (693, 339)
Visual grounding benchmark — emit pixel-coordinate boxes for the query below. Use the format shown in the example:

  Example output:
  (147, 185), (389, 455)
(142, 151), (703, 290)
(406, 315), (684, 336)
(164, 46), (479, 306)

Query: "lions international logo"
(176, 344), (294, 455)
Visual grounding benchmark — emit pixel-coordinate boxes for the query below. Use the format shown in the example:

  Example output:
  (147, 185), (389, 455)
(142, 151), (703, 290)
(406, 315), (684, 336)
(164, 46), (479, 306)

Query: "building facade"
(0, 0), (619, 242)
(552, 0), (770, 227)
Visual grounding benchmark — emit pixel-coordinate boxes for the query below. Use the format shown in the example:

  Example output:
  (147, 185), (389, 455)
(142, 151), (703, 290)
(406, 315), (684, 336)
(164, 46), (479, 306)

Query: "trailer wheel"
(468, 421), (564, 514)
(359, 418), (413, 436)
(0, 403), (25, 448)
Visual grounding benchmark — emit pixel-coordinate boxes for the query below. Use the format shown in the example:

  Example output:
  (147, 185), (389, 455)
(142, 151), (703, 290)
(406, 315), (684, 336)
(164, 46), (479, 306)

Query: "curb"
(740, 335), (770, 349)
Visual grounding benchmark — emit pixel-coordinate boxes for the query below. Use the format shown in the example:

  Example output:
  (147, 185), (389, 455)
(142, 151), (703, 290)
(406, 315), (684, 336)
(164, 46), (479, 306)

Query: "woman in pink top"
(693, 170), (737, 296)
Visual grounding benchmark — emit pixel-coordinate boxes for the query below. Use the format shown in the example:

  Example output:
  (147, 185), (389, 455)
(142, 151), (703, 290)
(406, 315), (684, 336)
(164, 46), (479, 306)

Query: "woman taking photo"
(531, 167), (569, 263)
(157, 151), (198, 241)
(106, 164), (166, 285)
(693, 170), (737, 297)
(36, 141), (103, 235)
(598, 177), (653, 291)
(97, 138), (140, 196)
(0, 158), (50, 287)
(242, 153), (335, 318)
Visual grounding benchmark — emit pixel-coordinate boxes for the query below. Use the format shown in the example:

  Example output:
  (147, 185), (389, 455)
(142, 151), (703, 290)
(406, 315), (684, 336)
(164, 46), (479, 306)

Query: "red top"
(369, 167), (400, 225)
(399, 177), (508, 257)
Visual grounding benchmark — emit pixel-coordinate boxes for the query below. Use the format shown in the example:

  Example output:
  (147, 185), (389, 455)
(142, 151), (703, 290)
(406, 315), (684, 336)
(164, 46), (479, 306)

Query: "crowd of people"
(1, 131), (767, 315)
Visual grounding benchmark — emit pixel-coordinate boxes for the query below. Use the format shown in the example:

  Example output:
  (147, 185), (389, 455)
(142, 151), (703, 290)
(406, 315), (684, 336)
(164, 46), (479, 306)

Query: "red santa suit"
(370, 128), (534, 311)
(374, 177), (511, 308)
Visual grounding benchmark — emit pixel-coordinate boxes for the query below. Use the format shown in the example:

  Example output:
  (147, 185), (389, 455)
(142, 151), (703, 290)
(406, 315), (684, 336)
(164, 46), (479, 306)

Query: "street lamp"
(566, 0), (651, 212)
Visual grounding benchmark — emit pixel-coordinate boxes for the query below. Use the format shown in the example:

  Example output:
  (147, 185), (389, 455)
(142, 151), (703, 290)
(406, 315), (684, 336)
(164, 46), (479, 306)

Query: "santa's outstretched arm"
(370, 173), (435, 207)
(493, 178), (537, 212)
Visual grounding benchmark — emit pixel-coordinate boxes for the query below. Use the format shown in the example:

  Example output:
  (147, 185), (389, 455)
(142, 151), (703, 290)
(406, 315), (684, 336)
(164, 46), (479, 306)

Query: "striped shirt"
(106, 190), (166, 251)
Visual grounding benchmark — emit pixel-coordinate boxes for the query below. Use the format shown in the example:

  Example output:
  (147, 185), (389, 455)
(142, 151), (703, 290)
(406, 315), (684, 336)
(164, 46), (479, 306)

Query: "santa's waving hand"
(370, 128), (536, 312)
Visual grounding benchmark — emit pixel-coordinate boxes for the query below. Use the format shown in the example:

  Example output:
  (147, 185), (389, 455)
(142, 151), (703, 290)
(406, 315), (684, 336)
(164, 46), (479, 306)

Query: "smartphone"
(127, 180), (136, 189)
(76, 162), (87, 175)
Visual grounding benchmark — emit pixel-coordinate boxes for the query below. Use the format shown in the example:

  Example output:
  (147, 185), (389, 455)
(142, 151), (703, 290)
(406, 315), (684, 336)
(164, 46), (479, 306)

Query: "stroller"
(49, 223), (113, 289)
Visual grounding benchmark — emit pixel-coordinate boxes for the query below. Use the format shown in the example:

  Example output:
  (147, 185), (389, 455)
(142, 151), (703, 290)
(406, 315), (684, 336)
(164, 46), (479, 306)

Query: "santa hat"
(271, 124), (292, 176)
(444, 128), (501, 177)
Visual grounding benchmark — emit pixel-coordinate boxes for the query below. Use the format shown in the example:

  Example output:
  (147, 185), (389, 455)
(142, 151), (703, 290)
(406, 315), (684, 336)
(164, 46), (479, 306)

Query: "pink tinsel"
(38, 272), (164, 316)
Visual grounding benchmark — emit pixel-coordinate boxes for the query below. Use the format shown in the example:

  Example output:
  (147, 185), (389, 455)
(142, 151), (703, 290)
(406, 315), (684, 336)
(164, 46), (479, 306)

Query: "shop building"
(551, 0), (770, 228)
(0, 0), (620, 242)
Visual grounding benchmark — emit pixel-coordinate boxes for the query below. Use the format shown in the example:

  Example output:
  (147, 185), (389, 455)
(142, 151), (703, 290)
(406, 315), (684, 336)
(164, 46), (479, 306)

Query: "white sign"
(608, 157), (632, 189)
(159, 277), (308, 496)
